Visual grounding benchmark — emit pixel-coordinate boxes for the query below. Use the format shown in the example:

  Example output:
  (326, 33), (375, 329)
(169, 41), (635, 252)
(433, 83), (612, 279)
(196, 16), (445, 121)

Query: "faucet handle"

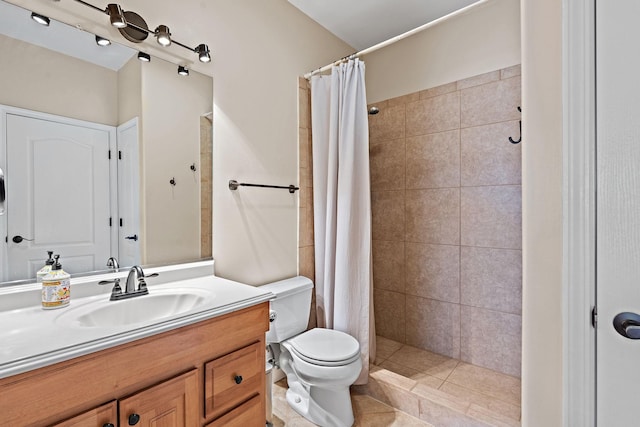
(136, 272), (158, 292)
(98, 278), (123, 299)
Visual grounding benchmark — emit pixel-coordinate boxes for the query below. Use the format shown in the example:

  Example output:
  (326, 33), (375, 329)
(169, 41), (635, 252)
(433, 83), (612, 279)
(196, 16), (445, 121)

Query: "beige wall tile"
(406, 92), (460, 137)
(457, 70), (500, 91)
(406, 243), (460, 303)
(299, 127), (311, 170)
(406, 130), (460, 189)
(374, 289), (406, 342)
(461, 121), (521, 186)
(369, 103), (406, 143)
(370, 138), (406, 190)
(300, 166), (312, 188)
(373, 240), (405, 293)
(461, 186), (521, 249)
(406, 188), (460, 245)
(406, 297), (461, 359)
(299, 87), (310, 129)
(372, 190), (405, 241)
(419, 82), (457, 100)
(461, 246), (522, 314)
(299, 206), (313, 247)
(388, 92), (420, 106)
(460, 77), (521, 128)
(459, 307), (522, 378)
(299, 245), (315, 279)
(500, 64), (521, 80)
(297, 186), (308, 210)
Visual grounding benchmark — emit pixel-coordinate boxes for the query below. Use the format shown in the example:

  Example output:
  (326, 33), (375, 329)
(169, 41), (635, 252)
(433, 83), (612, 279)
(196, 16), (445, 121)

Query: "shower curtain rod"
(304, 0), (490, 79)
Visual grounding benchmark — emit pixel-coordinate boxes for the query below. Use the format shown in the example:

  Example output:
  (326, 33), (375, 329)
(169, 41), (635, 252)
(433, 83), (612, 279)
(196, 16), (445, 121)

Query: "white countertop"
(0, 262), (273, 379)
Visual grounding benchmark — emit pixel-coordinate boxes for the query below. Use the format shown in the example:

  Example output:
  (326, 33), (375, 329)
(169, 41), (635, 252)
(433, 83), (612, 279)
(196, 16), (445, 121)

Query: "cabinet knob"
(128, 413), (141, 425)
(234, 375), (243, 384)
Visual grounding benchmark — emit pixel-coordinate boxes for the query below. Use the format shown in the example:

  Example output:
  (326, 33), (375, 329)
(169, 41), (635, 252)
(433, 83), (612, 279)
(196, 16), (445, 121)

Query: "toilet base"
(285, 379), (354, 427)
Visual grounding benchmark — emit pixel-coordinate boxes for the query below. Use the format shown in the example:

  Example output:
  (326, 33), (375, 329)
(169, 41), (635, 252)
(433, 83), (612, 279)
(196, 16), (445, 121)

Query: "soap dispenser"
(41, 254), (71, 310)
(36, 251), (55, 283)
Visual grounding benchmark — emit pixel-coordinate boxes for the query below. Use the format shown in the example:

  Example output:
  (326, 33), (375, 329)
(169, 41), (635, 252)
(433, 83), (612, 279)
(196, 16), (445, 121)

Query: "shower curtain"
(310, 59), (374, 384)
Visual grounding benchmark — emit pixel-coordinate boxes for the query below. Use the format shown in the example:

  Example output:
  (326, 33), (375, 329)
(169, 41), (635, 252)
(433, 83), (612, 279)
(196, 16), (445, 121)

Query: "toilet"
(261, 276), (362, 427)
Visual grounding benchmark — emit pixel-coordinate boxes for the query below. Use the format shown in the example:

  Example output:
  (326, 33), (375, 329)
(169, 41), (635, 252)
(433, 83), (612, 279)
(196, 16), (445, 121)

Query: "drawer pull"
(128, 413), (140, 425)
(234, 375), (243, 384)
(103, 424), (115, 427)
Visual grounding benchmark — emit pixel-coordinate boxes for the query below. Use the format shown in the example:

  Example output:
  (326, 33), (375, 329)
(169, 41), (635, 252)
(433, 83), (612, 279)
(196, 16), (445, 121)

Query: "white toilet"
(261, 276), (362, 427)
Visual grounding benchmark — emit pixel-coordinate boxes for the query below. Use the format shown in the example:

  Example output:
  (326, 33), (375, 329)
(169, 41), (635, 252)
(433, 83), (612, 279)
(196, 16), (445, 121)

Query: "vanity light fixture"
(31, 12), (50, 26)
(71, 0), (212, 63)
(137, 52), (151, 62)
(177, 66), (189, 76)
(196, 44), (211, 63)
(155, 25), (171, 46)
(95, 35), (111, 46)
(106, 3), (126, 28)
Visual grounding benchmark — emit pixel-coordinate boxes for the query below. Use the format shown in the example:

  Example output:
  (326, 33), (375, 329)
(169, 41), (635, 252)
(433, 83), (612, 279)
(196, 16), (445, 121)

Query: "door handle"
(124, 234), (138, 241)
(613, 312), (640, 339)
(12, 235), (34, 244)
(0, 167), (5, 215)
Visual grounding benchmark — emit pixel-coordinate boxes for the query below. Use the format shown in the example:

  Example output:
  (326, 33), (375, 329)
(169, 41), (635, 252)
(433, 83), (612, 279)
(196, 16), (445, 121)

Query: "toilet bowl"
(261, 276), (362, 427)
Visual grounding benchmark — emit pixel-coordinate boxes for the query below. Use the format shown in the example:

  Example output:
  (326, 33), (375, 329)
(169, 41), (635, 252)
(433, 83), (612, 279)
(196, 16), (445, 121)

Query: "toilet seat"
(285, 328), (360, 367)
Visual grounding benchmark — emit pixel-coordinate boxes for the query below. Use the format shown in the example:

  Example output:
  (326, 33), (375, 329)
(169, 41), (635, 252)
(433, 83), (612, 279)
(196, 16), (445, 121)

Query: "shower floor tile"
(373, 336), (521, 425)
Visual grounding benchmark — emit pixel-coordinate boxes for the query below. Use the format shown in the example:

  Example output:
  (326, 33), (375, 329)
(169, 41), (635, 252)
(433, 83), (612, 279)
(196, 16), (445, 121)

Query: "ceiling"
(288, 0), (480, 51)
(0, 0), (135, 71)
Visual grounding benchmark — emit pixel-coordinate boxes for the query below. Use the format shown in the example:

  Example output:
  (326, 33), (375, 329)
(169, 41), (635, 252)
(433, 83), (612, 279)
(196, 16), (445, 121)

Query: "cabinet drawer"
(52, 401), (117, 427)
(204, 341), (263, 419)
(204, 394), (262, 427)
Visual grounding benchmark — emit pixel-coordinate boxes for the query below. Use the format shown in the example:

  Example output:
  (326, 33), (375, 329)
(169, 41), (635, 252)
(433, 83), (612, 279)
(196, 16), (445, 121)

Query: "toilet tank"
(260, 276), (313, 343)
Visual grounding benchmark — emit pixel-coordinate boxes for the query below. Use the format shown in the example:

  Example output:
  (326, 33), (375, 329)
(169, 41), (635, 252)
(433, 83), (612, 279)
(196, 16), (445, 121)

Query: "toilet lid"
(286, 328), (360, 366)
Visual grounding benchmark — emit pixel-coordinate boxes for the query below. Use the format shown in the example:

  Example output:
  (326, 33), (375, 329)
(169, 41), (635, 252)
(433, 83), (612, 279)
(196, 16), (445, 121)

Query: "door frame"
(0, 104), (118, 283)
(562, 0), (596, 425)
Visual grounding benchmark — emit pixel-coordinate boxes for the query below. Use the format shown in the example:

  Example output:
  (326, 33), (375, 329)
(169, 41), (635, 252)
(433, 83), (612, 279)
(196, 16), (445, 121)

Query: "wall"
(8, 0), (353, 286)
(370, 66), (522, 377)
(521, 0), (564, 425)
(0, 33), (117, 125)
(362, 0), (520, 104)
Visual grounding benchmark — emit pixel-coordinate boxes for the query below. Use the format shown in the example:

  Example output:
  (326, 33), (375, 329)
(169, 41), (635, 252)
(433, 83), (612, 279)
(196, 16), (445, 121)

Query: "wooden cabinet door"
(204, 341), (263, 419)
(52, 401), (117, 427)
(118, 370), (199, 427)
(205, 395), (262, 427)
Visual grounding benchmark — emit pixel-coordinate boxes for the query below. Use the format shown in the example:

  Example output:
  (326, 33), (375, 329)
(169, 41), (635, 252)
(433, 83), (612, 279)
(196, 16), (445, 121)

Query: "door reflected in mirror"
(0, 0), (213, 285)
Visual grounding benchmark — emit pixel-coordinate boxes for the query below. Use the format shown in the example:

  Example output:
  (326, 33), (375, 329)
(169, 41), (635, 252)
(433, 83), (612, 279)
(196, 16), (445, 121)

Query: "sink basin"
(56, 288), (215, 328)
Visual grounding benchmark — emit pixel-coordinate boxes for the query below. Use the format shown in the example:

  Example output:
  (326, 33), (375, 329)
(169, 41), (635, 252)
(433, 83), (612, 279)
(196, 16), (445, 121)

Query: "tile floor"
(272, 377), (433, 427)
(272, 336), (521, 426)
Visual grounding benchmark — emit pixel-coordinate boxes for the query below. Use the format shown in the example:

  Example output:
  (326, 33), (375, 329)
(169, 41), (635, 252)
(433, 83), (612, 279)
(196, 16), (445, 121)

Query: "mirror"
(0, 0), (213, 285)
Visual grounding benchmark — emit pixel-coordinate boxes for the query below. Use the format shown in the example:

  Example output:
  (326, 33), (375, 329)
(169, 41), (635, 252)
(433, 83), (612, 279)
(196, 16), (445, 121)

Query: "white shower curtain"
(310, 59), (374, 384)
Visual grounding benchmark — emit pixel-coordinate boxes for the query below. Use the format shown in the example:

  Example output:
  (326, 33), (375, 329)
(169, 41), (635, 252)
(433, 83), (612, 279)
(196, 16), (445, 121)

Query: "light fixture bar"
(70, 0), (212, 63)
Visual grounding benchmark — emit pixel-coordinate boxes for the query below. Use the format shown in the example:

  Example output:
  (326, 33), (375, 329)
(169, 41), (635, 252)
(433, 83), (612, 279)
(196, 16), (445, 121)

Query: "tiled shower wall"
(298, 77), (316, 329)
(370, 66), (522, 377)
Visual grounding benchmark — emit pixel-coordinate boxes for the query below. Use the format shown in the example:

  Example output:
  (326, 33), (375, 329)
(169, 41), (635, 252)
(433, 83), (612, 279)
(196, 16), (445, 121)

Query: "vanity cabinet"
(52, 401), (117, 427)
(0, 302), (269, 427)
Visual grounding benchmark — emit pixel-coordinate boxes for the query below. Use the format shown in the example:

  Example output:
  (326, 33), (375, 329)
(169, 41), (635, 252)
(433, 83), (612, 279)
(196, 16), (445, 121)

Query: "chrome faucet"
(98, 265), (158, 301)
(125, 265), (145, 294)
(106, 257), (119, 271)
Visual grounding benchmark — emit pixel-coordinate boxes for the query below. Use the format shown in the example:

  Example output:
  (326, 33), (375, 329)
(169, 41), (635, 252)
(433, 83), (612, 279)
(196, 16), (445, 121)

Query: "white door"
(596, 0), (640, 424)
(5, 113), (113, 280)
(116, 118), (141, 267)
